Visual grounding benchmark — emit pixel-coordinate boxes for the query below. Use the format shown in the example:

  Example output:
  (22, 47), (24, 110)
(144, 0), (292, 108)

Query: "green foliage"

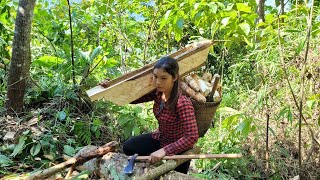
(108, 103), (157, 140)
(0, 0), (319, 178)
(0, 129), (60, 174)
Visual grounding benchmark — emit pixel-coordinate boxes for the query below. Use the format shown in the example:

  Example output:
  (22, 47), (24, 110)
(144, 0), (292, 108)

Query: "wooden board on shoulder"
(86, 40), (213, 105)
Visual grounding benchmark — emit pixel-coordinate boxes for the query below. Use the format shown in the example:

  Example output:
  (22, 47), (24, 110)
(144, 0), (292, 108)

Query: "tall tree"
(5, 0), (36, 115)
(256, 0), (265, 23)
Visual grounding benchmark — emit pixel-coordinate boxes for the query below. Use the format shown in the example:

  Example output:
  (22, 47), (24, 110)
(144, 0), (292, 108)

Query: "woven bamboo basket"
(191, 99), (221, 137)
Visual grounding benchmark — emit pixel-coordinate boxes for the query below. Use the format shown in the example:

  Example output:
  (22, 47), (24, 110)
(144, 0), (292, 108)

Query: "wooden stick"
(207, 74), (220, 102)
(211, 74), (220, 93)
(27, 141), (118, 180)
(132, 153), (242, 161)
(65, 165), (76, 179)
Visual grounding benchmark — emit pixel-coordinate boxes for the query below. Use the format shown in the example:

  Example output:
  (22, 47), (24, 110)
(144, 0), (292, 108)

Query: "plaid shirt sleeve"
(163, 96), (199, 155)
(130, 90), (157, 104)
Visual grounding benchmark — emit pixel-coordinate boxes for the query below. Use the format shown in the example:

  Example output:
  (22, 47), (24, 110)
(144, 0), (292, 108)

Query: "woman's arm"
(163, 96), (199, 155)
(130, 90), (157, 104)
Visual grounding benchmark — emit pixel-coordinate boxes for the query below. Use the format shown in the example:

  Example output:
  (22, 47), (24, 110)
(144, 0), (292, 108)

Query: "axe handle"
(131, 154), (242, 161)
(211, 74), (221, 93)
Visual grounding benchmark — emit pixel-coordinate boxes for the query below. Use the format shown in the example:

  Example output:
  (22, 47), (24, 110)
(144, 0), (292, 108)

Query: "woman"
(101, 56), (199, 174)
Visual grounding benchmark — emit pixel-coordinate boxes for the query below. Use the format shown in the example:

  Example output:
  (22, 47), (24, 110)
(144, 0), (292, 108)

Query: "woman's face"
(153, 68), (177, 93)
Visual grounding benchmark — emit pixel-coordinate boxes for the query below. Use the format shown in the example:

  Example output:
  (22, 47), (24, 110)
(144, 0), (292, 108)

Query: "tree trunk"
(5, 0), (36, 115)
(280, 0), (285, 23)
(256, 0), (265, 23)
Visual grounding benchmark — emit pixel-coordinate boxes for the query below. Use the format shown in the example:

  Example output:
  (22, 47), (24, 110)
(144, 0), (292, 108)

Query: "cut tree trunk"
(6, 0), (36, 115)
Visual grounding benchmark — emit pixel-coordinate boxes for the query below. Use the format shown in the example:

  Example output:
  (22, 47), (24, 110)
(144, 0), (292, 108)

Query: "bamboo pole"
(132, 153), (242, 161)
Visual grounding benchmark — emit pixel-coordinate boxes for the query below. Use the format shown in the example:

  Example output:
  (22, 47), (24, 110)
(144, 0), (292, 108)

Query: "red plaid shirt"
(131, 90), (199, 155)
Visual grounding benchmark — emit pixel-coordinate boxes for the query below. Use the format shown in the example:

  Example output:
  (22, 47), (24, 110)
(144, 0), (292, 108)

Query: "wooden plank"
(86, 40), (213, 105)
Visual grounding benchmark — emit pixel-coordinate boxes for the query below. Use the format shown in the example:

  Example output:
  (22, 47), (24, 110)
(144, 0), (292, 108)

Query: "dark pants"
(123, 133), (191, 174)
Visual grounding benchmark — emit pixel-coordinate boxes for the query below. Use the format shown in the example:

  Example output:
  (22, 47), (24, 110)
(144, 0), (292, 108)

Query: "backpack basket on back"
(191, 99), (221, 137)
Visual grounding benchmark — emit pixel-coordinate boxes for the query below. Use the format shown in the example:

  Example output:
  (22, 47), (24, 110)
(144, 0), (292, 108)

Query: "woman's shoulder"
(176, 93), (193, 108)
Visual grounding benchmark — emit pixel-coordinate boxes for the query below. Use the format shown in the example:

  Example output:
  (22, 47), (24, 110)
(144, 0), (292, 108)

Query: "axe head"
(123, 153), (138, 175)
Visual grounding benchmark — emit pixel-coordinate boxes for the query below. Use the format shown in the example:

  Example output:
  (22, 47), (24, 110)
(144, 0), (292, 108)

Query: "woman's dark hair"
(154, 56), (180, 111)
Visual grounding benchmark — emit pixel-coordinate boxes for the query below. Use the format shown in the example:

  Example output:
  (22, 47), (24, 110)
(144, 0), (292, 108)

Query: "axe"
(123, 153), (242, 175)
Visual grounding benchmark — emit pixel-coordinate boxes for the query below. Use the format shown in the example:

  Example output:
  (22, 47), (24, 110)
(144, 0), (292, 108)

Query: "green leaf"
(57, 111), (67, 121)
(312, 28), (320, 36)
(287, 109), (293, 124)
(179, 2), (186, 7)
(23, 130), (31, 135)
(133, 106), (142, 114)
(194, 3), (200, 10)
(239, 23), (250, 35)
(236, 3), (251, 13)
(237, 120), (251, 138)
(95, 130), (101, 138)
(164, 10), (172, 20)
(275, 0), (280, 7)
(268, 127), (276, 137)
(71, 170), (90, 180)
(159, 10), (172, 29)
(0, 155), (12, 167)
(295, 40), (305, 55)
(243, 36), (253, 47)
(63, 145), (75, 156)
(105, 58), (118, 68)
(211, 21), (218, 37)
(221, 17), (230, 27)
(222, 114), (240, 128)
(0, 37), (6, 46)
(124, 127), (132, 139)
(118, 115), (130, 126)
(277, 107), (287, 120)
(10, 136), (27, 157)
(226, 3), (234, 11)
(218, 107), (241, 115)
(30, 143), (41, 156)
(90, 46), (102, 61)
(33, 56), (64, 68)
(0, 144), (15, 152)
(283, 29), (301, 33)
(208, 2), (217, 14)
(93, 119), (102, 126)
(175, 17), (184, 33)
(306, 100), (316, 109)
(79, 50), (90, 63)
(190, 173), (210, 179)
(133, 127), (140, 136)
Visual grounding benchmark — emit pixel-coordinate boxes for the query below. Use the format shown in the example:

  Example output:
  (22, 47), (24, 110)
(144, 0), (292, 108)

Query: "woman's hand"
(148, 148), (166, 164)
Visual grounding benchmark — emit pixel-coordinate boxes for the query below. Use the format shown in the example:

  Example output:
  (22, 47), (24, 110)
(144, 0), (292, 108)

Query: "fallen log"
(26, 141), (118, 180)
(133, 148), (201, 180)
